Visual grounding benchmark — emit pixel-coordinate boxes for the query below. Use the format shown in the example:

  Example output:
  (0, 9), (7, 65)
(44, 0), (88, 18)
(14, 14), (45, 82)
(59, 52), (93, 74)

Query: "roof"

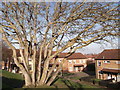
(3, 49), (87, 60)
(52, 51), (87, 59)
(85, 54), (98, 58)
(58, 53), (87, 59)
(95, 49), (120, 60)
(67, 53), (87, 59)
(101, 68), (120, 74)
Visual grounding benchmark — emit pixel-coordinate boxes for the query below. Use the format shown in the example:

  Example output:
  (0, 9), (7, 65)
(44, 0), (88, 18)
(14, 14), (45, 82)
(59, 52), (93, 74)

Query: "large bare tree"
(0, 1), (119, 87)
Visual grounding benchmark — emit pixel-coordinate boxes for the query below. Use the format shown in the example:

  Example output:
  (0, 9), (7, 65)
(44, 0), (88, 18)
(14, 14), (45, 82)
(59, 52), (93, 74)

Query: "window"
(79, 60), (81, 63)
(103, 61), (110, 63)
(116, 61), (120, 64)
(81, 60), (83, 63)
(107, 74), (111, 79)
(69, 60), (72, 63)
(98, 61), (101, 66)
(83, 60), (86, 63)
(59, 60), (62, 62)
(69, 67), (73, 71)
(74, 60), (76, 64)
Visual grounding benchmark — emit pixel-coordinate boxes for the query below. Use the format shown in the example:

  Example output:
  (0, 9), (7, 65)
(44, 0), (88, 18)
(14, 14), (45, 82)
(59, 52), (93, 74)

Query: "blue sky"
(1, 1), (119, 54)
(12, 39), (119, 54)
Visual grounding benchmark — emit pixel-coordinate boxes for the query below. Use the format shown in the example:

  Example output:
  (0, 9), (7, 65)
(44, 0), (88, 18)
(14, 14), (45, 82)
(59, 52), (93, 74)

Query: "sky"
(11, 37), (119, 54)
(77, 41), (119, 54)
(77, 36), (119, 54)
(1, 1), (119, 54)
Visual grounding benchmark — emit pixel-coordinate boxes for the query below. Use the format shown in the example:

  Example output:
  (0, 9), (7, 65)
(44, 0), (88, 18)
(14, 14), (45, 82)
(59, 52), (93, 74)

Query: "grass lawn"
(51, 78), (100, 89)
(1, 70), (24, 88)
(92, 78), (102, 82)
(1, 70), (104, 89)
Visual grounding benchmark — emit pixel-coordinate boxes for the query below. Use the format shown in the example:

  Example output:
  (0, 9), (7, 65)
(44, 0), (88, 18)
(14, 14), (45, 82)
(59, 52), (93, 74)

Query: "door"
(74, 67), (78, 72)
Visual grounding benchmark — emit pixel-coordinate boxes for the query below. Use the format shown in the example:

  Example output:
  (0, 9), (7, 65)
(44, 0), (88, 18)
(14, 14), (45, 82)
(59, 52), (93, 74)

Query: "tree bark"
(39, 60), (49, 85)
(44, 59), (57, 84)
(24, 72), (32, 86)
(46, 66), (61, 86)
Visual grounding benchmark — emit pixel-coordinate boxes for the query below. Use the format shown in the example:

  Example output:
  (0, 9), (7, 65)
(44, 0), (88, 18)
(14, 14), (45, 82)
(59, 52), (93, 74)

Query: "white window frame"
(69, 67), (73, 71)
(79, 60), (81, 63)
(81, 60), (83, 63)
(83, 60), (86, 63)
(59, 60), (62, 62)
(69, 60), (72, 63)
(103, 61), (110, 63)
(116, 61), (120, 64)
(74, 60), (76, 64)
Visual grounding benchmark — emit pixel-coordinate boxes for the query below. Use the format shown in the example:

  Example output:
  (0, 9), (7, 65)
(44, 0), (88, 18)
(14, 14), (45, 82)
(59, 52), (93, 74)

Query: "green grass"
(80, 84), (98, 88)
(53, 78), (99, 89)
(1, 70), (102, 89)
(36, 85), (55, 88)
(53, 78), (68, 88)
(1, 70), (23, 80)
(92, 79), (102, 82)
(1, 70), (24, 88)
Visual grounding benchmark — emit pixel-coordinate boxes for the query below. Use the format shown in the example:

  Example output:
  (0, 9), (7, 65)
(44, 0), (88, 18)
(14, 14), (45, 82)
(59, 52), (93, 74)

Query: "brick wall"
(50, 58), (88, 73)
(95, 60), (120, 80)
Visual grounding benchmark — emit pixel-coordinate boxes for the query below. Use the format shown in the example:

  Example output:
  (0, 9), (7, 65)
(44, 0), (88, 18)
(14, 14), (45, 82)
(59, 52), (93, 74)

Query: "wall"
(67, 59), (87, 73)
(95, 60), (120, 80)
(50, 58), (88, 73)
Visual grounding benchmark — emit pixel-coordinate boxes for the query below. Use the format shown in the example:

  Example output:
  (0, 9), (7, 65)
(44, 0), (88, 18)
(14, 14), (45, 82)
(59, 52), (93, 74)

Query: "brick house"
(50, 52), (87, 73)
(95, 49), (120, 82)
(85, 54), (98, 64)
(2, 49), (87, 73)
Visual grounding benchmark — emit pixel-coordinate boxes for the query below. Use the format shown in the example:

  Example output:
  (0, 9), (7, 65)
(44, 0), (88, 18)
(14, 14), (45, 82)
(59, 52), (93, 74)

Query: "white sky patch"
(77, 40), (119, 54)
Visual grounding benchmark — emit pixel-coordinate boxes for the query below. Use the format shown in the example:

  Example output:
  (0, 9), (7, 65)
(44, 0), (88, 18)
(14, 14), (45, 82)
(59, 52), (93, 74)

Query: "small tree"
(0, 2), (119, 87)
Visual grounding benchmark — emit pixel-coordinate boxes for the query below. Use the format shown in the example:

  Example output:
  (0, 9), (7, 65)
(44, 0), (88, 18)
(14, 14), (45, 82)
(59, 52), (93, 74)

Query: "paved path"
(68, 72), (89, 78)
(63, 72), (90, 83)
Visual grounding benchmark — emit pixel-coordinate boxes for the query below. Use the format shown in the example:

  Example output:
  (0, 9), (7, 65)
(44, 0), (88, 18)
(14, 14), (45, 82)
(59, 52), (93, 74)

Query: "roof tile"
(95, 49), (120, 60)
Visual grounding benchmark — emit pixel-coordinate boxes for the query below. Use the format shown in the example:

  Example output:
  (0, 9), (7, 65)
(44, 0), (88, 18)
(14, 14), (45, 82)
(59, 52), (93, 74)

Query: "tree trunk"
(24, 73), (32, 86)
(46, 67), (61, 86)
(44, 59), (57, 84)
(39, 60), (49, 85)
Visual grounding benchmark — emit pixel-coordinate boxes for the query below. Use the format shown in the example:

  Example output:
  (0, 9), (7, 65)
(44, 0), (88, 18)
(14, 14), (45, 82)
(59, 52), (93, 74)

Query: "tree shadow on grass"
(50, 77), (59, 86)
(49, 77), (59, 89)
(2, 76), (24, 88)
(83, 71), (95, 76)
(61, 79), (84, 90)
